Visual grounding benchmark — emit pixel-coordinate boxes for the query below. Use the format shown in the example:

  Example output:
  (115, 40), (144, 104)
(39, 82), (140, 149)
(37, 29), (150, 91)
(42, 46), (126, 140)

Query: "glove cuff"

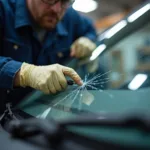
(19, 62), (36, 87)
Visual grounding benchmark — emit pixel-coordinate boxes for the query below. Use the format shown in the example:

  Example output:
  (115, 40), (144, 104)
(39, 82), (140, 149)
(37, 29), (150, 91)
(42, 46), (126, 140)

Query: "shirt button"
(57, 52), (64, 58)
(13, 45), (19, 50)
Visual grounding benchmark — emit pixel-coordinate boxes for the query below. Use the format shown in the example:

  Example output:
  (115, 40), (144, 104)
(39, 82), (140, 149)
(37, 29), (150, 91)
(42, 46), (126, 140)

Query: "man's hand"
(70, 37), (96, 59)
(15, 63), (82, 94)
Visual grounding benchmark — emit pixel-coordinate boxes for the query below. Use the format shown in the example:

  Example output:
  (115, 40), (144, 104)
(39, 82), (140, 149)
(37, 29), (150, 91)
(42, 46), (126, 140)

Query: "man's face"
(27, 0), (67, 30)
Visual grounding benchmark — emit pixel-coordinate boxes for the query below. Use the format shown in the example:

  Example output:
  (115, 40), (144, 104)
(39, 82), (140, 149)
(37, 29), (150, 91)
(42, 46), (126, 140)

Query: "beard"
(36, 11), (64, 30)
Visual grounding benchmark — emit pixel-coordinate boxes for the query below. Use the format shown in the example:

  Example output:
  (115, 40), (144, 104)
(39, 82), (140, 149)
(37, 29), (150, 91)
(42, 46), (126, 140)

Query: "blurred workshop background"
(73, 0), (146, 32)
(71, 0), (150, 90)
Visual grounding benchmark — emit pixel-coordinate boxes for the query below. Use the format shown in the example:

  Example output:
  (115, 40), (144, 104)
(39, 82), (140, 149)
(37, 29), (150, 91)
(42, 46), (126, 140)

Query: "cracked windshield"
(18, 1), (150, 121)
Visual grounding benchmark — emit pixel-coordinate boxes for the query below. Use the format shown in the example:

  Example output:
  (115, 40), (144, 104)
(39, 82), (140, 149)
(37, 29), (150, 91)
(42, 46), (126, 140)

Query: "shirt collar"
(15, 0), (32, 29)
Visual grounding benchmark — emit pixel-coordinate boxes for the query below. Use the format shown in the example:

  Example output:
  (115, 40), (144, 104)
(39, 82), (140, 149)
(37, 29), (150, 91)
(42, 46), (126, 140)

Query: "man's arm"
(65, 7), (97, 58)
(0, 3), (82, 94)
(0, 2), (22, 89)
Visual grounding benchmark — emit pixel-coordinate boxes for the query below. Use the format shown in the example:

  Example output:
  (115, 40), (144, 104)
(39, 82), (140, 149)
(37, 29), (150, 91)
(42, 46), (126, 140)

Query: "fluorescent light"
(90, 44), (106, 61)
(127, 4), (150, 23)
(104, 20), (127, 39)
(128, 74), (147, 90)
(72, 0), (98, 13)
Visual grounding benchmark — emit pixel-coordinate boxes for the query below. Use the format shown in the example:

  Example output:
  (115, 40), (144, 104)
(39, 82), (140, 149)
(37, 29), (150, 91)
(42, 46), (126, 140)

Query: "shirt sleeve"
(65, 7), (97, 42)
(0, 2), (22, 89)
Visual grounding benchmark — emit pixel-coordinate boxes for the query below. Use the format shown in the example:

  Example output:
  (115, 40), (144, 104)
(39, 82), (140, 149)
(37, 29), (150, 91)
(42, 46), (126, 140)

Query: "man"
(0, 0), (97, 111)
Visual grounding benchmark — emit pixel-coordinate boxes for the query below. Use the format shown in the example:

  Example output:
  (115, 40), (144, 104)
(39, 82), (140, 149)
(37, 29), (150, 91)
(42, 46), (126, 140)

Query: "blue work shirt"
(0, 0), (97, 110)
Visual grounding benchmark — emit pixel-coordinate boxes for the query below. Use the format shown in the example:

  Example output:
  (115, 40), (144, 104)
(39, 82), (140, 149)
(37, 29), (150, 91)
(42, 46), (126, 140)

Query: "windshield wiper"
(6, 113), (150, 150)
(8, 113), (150, 141)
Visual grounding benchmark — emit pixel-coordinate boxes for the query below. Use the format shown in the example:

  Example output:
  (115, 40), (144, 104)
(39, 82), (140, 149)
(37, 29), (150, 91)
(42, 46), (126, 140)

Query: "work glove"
(19, 63), (82, 94)
(70, 37), (96, 59)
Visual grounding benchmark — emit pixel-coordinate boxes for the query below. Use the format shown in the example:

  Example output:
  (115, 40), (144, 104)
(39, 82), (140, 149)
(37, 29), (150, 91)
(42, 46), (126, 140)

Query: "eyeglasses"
(41, 0), (75, 8)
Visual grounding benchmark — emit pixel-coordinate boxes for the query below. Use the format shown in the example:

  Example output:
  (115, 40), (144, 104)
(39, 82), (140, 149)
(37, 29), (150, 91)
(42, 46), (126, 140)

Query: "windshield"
(18, 19), (150, 119)
(14, 2), (150, 148)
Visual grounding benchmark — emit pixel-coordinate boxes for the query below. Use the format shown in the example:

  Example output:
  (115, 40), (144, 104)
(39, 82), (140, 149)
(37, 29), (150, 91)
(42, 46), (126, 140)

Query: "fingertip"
(63, 66), (82, 86)
(74, 79), (83, 86)
(78, 80), (83, 86)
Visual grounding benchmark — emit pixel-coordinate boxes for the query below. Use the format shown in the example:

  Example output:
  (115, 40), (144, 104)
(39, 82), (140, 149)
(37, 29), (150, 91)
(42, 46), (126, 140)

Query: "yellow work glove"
(70, 37), (96, 59)
(19, 63), (82, 94)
